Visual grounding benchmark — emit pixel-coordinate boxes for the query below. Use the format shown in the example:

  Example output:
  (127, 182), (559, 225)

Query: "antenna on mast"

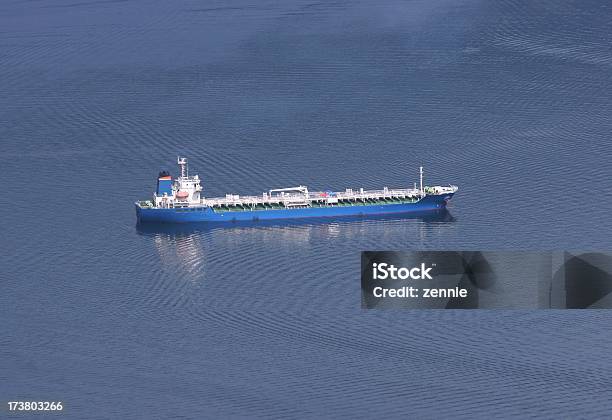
(419, 166), (424, 196)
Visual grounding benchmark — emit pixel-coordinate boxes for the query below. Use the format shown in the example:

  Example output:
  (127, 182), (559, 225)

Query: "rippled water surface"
(3, 0), (612, 418)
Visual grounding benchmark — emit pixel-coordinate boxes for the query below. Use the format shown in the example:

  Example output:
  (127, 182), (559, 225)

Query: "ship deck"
(137, 185), (458, 211)
(203, 187), (422, 209)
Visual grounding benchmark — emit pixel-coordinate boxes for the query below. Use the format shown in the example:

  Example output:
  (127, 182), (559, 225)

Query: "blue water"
(3, 0), (612, 417)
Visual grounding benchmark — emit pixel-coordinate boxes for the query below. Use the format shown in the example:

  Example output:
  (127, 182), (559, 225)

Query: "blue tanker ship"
(135, 158), (458, 223)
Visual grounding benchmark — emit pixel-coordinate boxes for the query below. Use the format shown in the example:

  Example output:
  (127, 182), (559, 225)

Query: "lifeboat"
(176, 191), (189, 200)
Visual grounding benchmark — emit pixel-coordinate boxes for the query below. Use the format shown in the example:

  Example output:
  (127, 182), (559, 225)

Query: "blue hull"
(136, 193), (454, 224)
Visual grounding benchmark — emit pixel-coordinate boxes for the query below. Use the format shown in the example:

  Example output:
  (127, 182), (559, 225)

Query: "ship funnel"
(156, 170), (173, 196)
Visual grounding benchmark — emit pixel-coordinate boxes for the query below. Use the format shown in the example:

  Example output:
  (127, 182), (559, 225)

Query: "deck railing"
(141, 185), (457, 210)
(201, 187), (426, 208)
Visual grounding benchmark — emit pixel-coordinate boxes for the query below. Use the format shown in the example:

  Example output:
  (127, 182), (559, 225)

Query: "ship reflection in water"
(136, 209), (457, 275)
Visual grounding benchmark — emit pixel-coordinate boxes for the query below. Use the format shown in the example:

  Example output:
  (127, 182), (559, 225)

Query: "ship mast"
(178, 157), (188, 178)
(419, 166), (424, 196)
